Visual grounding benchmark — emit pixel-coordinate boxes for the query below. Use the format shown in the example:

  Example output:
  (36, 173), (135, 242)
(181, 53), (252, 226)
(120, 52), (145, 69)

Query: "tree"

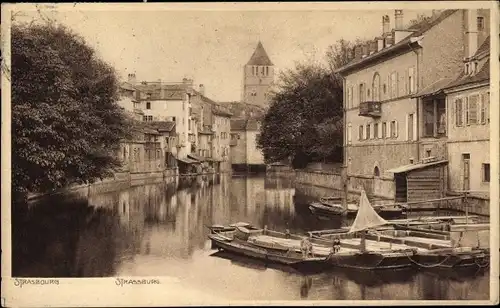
(11, 22), (131, 202)
(257, 61), (343, 168)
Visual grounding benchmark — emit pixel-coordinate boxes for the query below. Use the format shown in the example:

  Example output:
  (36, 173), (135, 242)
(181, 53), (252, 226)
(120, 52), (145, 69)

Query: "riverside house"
(190, 85), (233, 173)
(335, 9), (490, 203)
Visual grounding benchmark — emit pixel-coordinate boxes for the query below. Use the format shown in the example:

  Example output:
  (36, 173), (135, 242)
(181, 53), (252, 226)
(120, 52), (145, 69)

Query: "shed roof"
(387, 159), (448, 174)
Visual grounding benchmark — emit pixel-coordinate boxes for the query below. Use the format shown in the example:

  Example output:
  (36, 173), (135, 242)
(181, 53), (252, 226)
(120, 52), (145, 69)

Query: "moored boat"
(208, 225), (329, 267)
(310, 196), (404, 217)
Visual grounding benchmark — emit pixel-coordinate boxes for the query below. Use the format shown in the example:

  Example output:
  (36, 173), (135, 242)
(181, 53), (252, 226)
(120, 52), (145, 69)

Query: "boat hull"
(413, 250), (490, 269)
(326, 251), (414, 270)
(208, 234), (326, 267)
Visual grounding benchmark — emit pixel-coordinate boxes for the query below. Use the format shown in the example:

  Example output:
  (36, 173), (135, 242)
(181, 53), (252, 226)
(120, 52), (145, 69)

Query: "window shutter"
(405, 114), (409, 140)
(465, 97), (470, 125)
(405, 69), (409, 95)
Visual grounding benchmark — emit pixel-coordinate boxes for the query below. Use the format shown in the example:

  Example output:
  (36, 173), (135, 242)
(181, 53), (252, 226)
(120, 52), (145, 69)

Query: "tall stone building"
(242, 41), (274, 108)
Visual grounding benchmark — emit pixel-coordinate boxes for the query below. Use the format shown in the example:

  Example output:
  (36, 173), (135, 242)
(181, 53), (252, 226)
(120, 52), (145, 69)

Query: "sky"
(14, 5), (432, 102)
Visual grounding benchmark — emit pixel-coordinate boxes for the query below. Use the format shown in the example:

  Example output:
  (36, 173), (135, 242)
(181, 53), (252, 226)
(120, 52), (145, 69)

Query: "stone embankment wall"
(294, 165), (490, 217)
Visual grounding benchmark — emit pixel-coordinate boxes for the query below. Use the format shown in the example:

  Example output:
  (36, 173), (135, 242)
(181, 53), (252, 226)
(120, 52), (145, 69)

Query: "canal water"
(12, 174), (489, 300)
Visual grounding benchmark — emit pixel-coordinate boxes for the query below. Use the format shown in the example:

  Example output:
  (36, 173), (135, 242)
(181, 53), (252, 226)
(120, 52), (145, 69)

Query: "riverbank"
(25, 168), (231, 204)
(267, 167), (490, 217)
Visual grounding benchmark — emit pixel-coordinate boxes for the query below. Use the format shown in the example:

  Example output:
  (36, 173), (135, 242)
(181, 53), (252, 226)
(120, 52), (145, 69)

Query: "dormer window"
(465, 63), (469, 75)
(473, 62), (478, 75)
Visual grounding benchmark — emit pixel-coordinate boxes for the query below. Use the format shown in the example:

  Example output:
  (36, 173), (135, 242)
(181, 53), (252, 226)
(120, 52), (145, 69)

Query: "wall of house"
(344, 48), (419, 186)
(137, 96), (190, 158)
(245, 130), (265, 165)
(230, 130), (247, 165)
(446, 85), (490, 194)
(419, 10), (467, 89)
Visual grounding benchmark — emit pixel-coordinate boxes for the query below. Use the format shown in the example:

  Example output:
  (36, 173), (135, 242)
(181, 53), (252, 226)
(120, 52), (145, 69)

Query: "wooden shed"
(387, 159), (448, 204)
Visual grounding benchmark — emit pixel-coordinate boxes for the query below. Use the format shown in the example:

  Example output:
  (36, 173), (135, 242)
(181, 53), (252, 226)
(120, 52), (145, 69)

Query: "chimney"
(384, 34), (394, 48)
(354, 46), (362, 59)
(466, 9), (478, 59)
(377, 37), (384, 51)
(394, 10), (404, 30)
(128, 73), (136, 85)
(369, 40), (377, 54)
(382, 15), (390, 35)
(199, 84), (205, 96)
(361, 44), (369, 58)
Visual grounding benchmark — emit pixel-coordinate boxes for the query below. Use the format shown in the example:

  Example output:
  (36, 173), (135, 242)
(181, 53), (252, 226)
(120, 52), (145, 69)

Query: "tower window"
(477, 16), (484, 31)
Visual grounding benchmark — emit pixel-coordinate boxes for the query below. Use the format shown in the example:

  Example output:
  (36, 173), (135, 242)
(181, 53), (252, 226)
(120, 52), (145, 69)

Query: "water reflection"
(12, 174), (489, 300)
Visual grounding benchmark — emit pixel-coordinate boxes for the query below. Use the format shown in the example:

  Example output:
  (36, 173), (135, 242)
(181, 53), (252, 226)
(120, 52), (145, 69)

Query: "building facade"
(242, 41), (275, 108)
(190, 85), (233, 172)
(443, 37), (490, 198)
(132, 77), (195, 159)
(230, 119), (265, 172)
(336, 9), (490, 200)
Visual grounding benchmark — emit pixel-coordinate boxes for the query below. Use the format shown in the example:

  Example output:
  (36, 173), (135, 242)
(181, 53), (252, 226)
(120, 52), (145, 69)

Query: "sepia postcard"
(1, 1), (499, 306)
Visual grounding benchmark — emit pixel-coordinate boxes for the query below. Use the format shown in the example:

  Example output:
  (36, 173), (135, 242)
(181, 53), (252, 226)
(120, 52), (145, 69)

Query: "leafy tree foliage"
(257, 62), (343, 168)
(258, 39), (367, 168)
(11, 22), (131, 201)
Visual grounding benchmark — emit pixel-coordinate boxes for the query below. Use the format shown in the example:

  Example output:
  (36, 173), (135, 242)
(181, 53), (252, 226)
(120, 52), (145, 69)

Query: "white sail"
(349, 190), (388, 233)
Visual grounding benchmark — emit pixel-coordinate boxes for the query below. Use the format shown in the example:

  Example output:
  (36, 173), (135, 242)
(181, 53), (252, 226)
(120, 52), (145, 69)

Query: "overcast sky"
(14, 5), (433, 102)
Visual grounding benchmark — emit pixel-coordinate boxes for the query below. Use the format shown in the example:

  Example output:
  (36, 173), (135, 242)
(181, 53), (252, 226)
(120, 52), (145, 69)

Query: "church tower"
(242, 41), (274, 107)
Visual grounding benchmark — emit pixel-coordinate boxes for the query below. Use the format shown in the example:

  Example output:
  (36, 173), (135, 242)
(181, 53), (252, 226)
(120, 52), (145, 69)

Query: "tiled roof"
(147, 121), (176, 132)
(230, 119), (260, 131)
(444, 58), (490, 90)
(471, 36), (490, 59)
(336, 10), (458, 74)
(412, 77), (455, 98)
(120, 82), (135, 91)
(246, 41), (274, 66)
(193, 90), (233, 117)
(135, 83), (190, 101)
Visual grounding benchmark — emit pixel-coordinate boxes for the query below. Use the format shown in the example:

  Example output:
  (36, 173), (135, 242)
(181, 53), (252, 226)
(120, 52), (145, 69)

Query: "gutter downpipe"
(408, 38), (422, 164)
(340, 74), (349, 216)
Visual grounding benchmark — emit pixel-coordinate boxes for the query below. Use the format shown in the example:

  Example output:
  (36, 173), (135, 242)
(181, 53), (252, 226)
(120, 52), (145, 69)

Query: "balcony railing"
(359, 101), (382, 118)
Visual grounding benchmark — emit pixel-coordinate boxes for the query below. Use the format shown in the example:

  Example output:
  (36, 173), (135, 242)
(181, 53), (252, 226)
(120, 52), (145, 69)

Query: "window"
(467, 94), (479, 125)
(482, 163), (490, 182)
(366, 124), (371, 140)
(143, 115), (153, 122)
(347, 87), (352, 109)
(188, 119), (191, 131)
(455, 98), (464, 126)
(390, 72), (398, 98)
(426, 149), (432, 157)
(423, 99), (446, 137)
(367, 89), (371, 99)
(372, 73), (380, 101)
(146, 102), (151, 109)
(347, 123), (352, 144)
(359, 83), (366, 103)
(477, 16), (484, 30)
(408, 113), (414, 141)
(374, 123), (379, 139)
(383, 84), (387, 95)
(408, 67), (415, 94)
(382, 122), (387, 138)
(358, 125), (364, 140)
(390, 120), (398, 138)
(373, 166), (380, 177)
(480, 92), (490, 124)
(266, 66), (269, 76)
(172, 116), (176, 122)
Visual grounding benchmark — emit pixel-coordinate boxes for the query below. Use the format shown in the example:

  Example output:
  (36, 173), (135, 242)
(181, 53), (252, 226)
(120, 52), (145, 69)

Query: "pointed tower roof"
(246, 41), (274, 66)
